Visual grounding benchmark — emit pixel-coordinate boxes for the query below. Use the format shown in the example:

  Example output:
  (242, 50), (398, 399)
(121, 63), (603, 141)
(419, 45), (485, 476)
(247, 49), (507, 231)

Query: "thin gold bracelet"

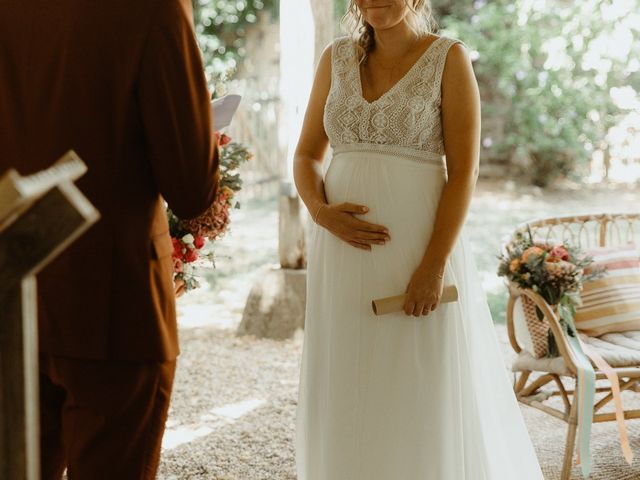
(313, 203), (326, 224)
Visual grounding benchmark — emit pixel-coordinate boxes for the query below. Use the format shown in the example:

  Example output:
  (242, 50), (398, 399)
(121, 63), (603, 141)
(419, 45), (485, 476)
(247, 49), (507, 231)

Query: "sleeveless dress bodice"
(323, 36), (458, 164)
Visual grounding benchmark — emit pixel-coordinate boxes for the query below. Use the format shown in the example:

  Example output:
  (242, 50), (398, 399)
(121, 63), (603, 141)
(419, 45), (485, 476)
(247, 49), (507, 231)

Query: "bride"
(293, 1), (544, 479)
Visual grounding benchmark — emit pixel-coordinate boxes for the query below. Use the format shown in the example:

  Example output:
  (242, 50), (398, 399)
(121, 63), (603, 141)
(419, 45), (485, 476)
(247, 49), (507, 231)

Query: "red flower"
(172, 237), (184, 260)
(184, 247), (199, 263)
(194, 235), (206, 249)
(218, 133), (232, 146)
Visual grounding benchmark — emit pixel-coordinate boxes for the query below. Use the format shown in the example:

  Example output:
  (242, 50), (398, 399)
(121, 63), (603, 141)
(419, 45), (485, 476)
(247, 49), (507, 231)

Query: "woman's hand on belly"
(403, 265), (445, 317)
(316, 202), (390, 251)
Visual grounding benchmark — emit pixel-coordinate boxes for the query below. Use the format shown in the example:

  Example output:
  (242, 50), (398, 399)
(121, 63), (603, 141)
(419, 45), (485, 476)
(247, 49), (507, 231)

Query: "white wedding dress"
(296, 36), (544, 480)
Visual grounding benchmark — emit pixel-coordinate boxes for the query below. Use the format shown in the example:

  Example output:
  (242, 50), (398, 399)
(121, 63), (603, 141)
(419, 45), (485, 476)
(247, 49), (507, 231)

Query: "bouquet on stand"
(168, 132), (252, 297)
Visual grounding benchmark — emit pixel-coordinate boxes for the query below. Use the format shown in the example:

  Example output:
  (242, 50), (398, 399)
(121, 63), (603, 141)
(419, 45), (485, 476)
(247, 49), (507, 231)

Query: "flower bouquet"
(167, 132), (252, 297)
(498, 229), (605, 357)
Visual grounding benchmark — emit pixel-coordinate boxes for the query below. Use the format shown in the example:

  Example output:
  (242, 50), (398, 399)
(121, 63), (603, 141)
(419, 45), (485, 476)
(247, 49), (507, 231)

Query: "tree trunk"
(276, 0), (334, 271)
(240, 0), (337, 339)
(311, 0), (335, 64)
(279, 180), (306, 269)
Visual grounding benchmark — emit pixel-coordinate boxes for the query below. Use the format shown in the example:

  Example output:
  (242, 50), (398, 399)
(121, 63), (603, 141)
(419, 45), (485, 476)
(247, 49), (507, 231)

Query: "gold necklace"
(363, 36), (421, 91)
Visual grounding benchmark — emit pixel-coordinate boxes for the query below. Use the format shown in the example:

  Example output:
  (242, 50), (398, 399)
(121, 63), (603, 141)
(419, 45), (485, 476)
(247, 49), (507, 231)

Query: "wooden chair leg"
(561, 396), (579, 480)
(561, 421), (578, 480)
(514, 370), (531, 394)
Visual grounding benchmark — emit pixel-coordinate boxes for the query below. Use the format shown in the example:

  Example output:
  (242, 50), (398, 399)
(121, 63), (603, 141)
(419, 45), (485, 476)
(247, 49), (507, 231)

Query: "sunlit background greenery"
(193, 0), (278, 78)
(443, 0), (640, 186)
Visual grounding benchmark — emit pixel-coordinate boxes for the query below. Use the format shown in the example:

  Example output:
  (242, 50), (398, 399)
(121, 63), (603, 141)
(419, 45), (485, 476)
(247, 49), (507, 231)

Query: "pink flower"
(549, 245), (570, 261)
(172, 257), (183, 274)
(214, 131), (232, 147)
(194, 235), (205, 249)
(219, 133), (232, 146)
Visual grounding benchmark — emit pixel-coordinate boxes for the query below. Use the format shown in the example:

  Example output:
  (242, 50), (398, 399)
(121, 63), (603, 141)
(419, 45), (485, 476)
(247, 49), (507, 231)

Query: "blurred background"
(159, 1), (640, 478)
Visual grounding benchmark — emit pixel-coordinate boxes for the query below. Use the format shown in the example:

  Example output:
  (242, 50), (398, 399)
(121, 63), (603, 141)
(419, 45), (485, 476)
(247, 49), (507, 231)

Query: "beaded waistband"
(332, 143), (445, 167)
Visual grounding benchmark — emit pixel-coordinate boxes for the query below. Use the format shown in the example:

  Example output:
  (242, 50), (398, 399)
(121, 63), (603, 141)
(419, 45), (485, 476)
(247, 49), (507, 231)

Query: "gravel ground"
(158, 182), (640, 480)
(159, 323), (640, 480)
(158, 328), (301, 480)
(158, 324), (640, 480)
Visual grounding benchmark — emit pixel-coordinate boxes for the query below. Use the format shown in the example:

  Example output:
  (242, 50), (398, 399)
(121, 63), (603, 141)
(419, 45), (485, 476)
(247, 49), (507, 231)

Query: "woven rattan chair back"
(512, 213), (640, 250)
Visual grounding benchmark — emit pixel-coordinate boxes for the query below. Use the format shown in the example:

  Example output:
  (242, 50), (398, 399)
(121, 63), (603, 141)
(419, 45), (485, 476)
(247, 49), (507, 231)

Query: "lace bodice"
(324, 36), (460, 162)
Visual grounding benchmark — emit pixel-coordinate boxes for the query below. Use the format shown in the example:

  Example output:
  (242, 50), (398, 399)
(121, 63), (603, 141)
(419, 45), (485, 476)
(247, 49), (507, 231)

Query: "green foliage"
(334, 0), (348, 22)
(192, 0), (279, 78)
(442, 0), (640, 186)
(218, 138), (252, 198)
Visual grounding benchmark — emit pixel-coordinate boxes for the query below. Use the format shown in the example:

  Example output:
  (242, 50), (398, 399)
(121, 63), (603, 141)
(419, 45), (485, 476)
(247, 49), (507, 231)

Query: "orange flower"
(509, 259), (521, 272)
(522, 246), (544, 262)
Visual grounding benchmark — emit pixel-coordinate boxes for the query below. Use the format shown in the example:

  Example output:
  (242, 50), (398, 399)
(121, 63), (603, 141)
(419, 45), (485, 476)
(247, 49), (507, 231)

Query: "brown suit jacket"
(0, 0), (219, 360)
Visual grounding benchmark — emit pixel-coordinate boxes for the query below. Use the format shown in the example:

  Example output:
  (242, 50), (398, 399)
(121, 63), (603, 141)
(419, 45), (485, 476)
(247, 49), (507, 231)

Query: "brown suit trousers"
(39, 355), (176, 480)
(0, 0), (219, 478)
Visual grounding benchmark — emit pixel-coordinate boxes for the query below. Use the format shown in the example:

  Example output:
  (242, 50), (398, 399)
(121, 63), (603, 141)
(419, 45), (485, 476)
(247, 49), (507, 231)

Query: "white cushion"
(512, 330), (640, 374)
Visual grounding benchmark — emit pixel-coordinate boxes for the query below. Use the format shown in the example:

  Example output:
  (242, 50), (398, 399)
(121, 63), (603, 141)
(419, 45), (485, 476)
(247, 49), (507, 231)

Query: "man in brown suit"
(0, 0), (219, 478)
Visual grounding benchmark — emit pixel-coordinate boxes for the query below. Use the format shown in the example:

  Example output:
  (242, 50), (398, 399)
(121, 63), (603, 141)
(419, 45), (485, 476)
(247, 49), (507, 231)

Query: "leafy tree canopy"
(193, 0), (279, 79)
(443, 0), (640, 185)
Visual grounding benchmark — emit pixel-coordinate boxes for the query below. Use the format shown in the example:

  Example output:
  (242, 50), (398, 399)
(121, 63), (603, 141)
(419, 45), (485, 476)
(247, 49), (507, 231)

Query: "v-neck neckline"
(356, 36), (444, 105)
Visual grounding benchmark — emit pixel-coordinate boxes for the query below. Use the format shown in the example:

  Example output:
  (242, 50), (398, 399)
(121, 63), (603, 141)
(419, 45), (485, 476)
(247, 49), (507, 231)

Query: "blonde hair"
(342, 1), (438, 63)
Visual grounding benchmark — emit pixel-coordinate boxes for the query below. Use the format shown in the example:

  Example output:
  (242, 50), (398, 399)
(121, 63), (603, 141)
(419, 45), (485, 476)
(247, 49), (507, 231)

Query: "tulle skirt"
(296, 148), (543, 480)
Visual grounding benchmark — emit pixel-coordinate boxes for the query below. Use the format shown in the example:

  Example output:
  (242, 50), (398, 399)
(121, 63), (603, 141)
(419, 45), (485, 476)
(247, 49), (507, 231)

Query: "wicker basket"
(520, 294), (553, 358)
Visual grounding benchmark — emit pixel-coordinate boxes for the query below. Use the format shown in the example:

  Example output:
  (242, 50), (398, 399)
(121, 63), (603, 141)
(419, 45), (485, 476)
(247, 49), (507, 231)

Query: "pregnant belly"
(324, 152), (446, 242)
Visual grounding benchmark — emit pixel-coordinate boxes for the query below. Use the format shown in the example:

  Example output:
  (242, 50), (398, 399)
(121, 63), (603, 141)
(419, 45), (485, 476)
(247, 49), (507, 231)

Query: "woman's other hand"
(403, 264), (444, 316)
